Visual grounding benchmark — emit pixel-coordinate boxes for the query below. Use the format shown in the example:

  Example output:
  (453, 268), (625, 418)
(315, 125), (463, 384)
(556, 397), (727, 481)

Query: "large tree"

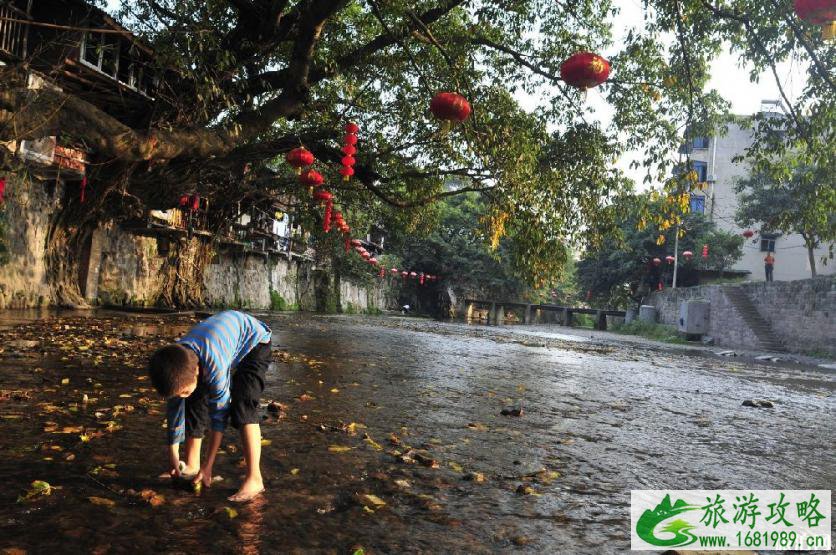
(736, 160), (835, 278)
(577, 194), (744, 307)
(0, 0), (831, 304)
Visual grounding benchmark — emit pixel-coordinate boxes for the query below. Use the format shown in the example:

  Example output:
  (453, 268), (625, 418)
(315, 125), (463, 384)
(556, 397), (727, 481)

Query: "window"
(692, 161), (708, 183)
(689, 194), (705, 214)
(692, 137), (709, 149)
(760, 234), (777, 252)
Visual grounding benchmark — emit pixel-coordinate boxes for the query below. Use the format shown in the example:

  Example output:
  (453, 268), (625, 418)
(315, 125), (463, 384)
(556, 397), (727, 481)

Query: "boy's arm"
(193, 430), (223, 486)
(204, 360), (230, 464)
(165, 397), (186, 474)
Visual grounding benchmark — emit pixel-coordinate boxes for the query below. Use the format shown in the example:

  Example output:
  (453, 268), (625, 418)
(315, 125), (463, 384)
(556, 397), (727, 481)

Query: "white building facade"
(686, 112), (834, 282)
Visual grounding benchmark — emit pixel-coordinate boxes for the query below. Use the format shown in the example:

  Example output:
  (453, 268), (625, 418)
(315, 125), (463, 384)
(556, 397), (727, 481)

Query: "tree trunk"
(807, 245), (817, 278)
(802, 232), (817, 278)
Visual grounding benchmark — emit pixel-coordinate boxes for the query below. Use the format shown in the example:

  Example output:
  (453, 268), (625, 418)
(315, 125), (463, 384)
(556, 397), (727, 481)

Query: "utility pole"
(672, 222), (680, 289)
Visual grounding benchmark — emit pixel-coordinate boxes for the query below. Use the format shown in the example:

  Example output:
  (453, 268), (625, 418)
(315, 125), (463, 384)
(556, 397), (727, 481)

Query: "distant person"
(401, 304), (411, 314)
(764, 251), (775, 282)
(148, 310), (271, 503)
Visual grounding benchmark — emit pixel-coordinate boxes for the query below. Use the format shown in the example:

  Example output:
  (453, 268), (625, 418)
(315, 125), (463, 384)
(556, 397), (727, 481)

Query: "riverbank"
(1, 311), (833, 553)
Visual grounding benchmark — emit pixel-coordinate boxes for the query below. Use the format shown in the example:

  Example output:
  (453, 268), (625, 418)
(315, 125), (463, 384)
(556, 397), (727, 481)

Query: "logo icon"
(636, 494), (700, 547)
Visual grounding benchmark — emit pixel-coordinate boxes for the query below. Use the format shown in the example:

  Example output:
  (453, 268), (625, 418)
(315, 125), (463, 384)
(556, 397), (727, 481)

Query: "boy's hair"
(148, 344), (197, 397)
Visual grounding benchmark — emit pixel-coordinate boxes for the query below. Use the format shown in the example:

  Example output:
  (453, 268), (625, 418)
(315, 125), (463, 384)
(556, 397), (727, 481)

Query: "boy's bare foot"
(228, 479), (265, 503)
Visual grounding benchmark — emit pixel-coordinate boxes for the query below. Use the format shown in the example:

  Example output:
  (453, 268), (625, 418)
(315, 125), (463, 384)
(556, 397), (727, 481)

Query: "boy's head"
(148, 344), (199, 398)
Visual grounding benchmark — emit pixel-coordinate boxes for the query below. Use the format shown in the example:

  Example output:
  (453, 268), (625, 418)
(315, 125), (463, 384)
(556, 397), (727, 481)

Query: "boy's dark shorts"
(184, 341), (272, 437)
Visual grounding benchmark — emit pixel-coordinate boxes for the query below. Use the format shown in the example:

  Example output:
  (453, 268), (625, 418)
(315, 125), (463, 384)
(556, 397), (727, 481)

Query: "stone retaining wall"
(0, 175), (390, 312)
(649, 277), (836, 355)
(0, 177), (60, 308)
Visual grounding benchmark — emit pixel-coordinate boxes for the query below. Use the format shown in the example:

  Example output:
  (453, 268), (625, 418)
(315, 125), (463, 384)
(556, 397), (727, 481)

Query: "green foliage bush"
(612, 321), (686, 344)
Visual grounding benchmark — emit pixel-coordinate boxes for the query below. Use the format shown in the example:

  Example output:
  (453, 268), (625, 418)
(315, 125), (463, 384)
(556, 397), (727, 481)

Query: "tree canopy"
(0, 0), (832, 288)
(577, 194), (743, 307)
(736, 157), (835, 277)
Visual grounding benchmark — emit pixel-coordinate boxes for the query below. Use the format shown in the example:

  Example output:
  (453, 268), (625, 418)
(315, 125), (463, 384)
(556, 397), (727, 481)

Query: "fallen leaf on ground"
(88, 496), (116, 507)
(361, 494), (386, 507)
(260, 439), (272, 446)
(363, 434), (383, 451)
(18, 480), (53, 501)
(328, 445), (353, 453)
(224, 506), (238, 519)
(290, 468), (300, 475)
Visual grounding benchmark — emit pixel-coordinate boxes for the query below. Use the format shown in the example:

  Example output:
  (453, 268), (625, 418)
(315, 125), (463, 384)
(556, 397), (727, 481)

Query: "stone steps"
(723, 286), (786, 352)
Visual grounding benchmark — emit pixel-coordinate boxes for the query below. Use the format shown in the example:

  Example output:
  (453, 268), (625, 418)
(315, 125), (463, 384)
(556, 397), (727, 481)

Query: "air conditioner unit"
(18, 136), (56, 165)
(679, 300), (709, 335)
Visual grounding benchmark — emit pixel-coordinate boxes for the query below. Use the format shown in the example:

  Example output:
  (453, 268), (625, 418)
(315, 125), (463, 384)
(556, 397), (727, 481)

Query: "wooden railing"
(0, 3), (30, 60)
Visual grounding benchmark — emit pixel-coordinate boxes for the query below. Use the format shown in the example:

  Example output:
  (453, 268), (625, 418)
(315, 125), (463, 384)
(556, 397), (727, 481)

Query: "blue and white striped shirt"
(166, 311), (271, 444)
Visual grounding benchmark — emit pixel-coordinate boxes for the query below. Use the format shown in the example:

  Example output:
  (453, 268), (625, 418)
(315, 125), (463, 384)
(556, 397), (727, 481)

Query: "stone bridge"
(463, 299), (626, 330)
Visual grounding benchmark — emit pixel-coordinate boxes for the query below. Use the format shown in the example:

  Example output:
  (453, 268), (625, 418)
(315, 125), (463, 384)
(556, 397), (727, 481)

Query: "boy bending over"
(148, 310), (272, 502)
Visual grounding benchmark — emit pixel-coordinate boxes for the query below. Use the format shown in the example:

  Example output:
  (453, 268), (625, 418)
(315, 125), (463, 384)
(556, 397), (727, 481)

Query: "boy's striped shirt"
(166, 310), (271, 444)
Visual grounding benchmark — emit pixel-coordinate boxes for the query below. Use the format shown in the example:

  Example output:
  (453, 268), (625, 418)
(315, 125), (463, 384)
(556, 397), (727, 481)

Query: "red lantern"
(652, 257), (662, 267)
(742, 229), (754, 238)
(409, 271), (417, 279)
(286, 147), (314, 174)
(369, 257), (378, 265)
(299, 169), (324, 188)
(341, 122), (358, 181)
(0, 177), (5, 204)
(391, 267), (398, 274)
(401, 271), (408, 280)
(313, 190), (332, 203)
(560, 52), (611, 90)
(683, 250), (693, 260)
(80, 176), (88, 204)
(378, 267), (385, 278)
(419, 273), (425, 285)
(665, 255), (675, 264)
(178, 194), (189, 207)
(189, 193), (200, 212)
(794, 0), (836, 39)
(702, 244), (709, 258)
(313, 190), (333, 232)
(350, 239), (362, 247)
(429, 92), (471, 122)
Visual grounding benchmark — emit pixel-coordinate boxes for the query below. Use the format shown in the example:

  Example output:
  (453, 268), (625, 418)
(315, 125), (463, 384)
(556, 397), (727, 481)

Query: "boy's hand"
(193, 464), (213, 488)
(168, 445), (181, 478)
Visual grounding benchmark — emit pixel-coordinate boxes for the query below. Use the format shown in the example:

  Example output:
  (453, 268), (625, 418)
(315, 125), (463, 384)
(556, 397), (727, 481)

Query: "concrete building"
(687, 102), (834, 282)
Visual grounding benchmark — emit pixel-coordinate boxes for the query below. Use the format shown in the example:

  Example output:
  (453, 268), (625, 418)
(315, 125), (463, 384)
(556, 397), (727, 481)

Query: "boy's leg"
(183, 382), (210, 475)
(229, 342), (271, 501)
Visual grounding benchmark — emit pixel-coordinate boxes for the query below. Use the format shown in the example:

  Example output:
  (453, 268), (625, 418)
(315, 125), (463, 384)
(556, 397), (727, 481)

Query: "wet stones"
(515, 484), (536, 495)
(500, 405), (523, 417)
(741, 399), (774, 408)
(463, 472), (486, 483)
